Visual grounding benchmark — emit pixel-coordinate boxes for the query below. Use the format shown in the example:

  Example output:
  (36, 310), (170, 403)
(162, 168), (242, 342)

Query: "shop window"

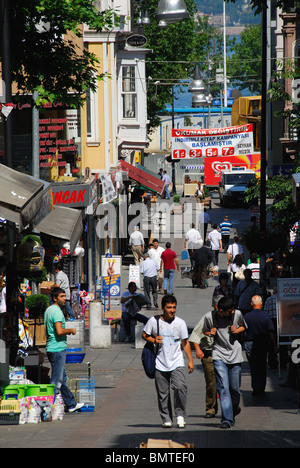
(121, 66), (137, 119)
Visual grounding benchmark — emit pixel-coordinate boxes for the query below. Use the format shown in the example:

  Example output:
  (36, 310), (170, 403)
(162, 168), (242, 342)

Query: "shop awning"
(0, 164), (53, 232)
(119, 160), (165, 196)
(34, 205), (83, 253)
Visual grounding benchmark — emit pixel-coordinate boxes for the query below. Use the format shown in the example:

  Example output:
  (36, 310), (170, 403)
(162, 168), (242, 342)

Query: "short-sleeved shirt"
(143, 316), (188, 372)
(208, 230), (221, 250)
(161, 249), (177, 270)
(203, 310), (246, 364)
(55, 270), (71, 300)
(44, 304), (67, 352)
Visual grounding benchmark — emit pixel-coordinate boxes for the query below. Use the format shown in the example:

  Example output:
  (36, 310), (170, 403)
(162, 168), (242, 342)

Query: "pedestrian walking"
(203, 296), (246, 429)
(148, 239), (165, 291)
(244, 296), (277, 396)
(219, 216), (232, 252)
(142, 294), (194, 428)
(207, 224), (222, 266)
(194, 181), (204, 204)
(44, 287), (84, 413)
(198, 208), (211, 240)
(120, 282), (149, 342)
(212, 272), (233, 303)
(264, 287), (281, 369)
(184, 223), (202, 268)
(229, 254), (246, 291)
(129, 226), (145, 265)
(234, 269), (260, 315)
(53, 263), (75, 320)
(227, 236), (244, 266)
(189, 295), (223, 418)
(247, 253), (260, 282)
(162, 170), (171, 199)
(191, 244), (212, 289)
(159, 242), (180, 295)
(140, 252), (159, 309)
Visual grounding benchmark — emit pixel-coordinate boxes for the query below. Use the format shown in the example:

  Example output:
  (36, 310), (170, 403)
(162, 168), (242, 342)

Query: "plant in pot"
(25, 293), (49, 318)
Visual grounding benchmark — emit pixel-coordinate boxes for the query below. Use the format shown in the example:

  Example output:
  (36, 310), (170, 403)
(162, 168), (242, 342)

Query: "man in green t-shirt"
(44, 287), (84, 412)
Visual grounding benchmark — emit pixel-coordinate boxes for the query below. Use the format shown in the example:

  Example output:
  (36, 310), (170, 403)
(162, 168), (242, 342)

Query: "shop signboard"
(51, 178), (96, 208)
(171, 124), (254, 160)
(277, 278), (300, 337)
(101, 255), (121, 297)
(100, 173), (117, 204)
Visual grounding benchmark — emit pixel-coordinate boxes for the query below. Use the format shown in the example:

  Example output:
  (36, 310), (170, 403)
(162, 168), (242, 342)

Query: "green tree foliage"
(5, 0), (116, 107)
(227, 24), (262, 93)
(244, 166), (300, 237)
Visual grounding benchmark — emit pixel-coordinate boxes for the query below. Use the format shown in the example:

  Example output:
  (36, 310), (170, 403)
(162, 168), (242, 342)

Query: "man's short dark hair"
(217, 296), (234, 312)
(162, 294), (177, 309)
(165, 242), (171, 249)
(54, 262), (63, 271)
(153, 239), (159, 243)
(51, 287), (65, 301)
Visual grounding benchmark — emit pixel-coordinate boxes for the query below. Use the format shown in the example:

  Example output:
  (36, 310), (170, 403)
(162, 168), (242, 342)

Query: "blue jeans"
(164, 184), (170, 199)
(65, 300), (75, 319)
(163, 269), (175, 294)
(122, 311), (149, 337)
(47, 349), (76, 410)
(213, 359), (242, 426)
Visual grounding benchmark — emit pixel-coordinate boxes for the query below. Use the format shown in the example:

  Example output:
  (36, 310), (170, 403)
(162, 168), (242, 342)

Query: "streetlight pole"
(171, 85), (176, 194)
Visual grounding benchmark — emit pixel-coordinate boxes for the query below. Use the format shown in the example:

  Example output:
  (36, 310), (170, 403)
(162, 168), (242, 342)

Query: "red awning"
(119, 160), (165, 196)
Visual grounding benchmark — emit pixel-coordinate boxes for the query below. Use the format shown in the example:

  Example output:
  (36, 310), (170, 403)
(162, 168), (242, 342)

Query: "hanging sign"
(100, 173), (117, 204)
(172, 124), (254, 160)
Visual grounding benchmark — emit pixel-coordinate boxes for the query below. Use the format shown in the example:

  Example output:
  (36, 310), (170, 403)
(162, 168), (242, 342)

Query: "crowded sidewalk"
(1, 198), (300, 449)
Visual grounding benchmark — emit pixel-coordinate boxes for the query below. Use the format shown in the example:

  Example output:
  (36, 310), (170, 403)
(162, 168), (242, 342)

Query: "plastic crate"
(0, 400), (21, 425)
(78, 377), (95, 411)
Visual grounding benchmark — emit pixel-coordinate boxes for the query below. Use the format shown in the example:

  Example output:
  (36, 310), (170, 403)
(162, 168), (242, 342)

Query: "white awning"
(0, 164), (53, 232)
(34, 205), (83, 253)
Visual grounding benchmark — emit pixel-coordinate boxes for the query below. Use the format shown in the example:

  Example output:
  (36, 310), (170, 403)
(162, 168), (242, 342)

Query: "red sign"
(204, 153), (261, 186)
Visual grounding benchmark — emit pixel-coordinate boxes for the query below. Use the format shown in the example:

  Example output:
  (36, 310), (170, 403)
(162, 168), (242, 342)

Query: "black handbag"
(141, 315), (160, 379)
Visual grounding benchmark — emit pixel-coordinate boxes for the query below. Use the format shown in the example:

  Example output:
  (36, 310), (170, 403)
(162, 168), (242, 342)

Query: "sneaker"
(68, 402), (84, 413)
(220, 421), (232, 429)
(176, 416), (186, 428)
(162, 421), (172, 428)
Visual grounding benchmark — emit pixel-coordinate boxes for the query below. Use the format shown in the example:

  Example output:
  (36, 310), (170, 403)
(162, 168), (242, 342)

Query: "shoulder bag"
(141, 315), (160, 379)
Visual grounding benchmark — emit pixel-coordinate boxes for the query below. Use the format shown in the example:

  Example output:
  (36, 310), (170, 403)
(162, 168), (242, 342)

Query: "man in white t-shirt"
(207, 225), (222, 266)
(148, 239), (165, 291)
(227, 236), (244, 265)
(184, 223), (203, 267)
(142, 294), (194, 428)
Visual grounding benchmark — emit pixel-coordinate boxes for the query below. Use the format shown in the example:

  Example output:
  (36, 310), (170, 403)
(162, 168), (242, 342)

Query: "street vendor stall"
(182, 167), (204, 197)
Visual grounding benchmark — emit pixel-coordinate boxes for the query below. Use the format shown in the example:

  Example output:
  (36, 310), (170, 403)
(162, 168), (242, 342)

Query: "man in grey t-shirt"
(203, 296), (246, 429)
(54, 263), (75, 320)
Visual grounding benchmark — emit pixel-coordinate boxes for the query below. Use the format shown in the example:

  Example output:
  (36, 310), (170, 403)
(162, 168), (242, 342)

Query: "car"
(218, 168), (256, 207)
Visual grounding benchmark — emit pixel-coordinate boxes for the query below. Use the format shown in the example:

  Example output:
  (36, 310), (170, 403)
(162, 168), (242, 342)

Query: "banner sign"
(101, 255), (121, 297)
(277, 278), (300, 337)
(172, 124), (254, 160)
(204, 153), (261, 186)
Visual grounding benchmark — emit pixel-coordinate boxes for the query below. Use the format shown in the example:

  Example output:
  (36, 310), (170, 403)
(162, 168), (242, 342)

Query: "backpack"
(141, 315), (160, 379)
(211, 309), (245, 343)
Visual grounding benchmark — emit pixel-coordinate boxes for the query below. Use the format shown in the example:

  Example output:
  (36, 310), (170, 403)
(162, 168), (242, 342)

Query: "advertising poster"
(172, 124), (254, 160)
(129, 264), (141, 289)
(204, 153), (261, 186)
(277, 278), (300, 336)
(101, 255), (121, 297)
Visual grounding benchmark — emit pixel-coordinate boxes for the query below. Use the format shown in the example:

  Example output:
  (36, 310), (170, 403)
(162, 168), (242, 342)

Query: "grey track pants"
(155, 367), (187, 424)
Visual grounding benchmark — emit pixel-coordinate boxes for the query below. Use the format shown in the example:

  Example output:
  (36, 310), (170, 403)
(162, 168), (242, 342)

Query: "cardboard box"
(40, 281), (55, 295)
(140, 439), (195, 449)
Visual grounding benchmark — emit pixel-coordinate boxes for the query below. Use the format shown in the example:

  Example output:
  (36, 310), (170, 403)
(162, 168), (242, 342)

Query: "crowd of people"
(122, 213), (298, 430)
